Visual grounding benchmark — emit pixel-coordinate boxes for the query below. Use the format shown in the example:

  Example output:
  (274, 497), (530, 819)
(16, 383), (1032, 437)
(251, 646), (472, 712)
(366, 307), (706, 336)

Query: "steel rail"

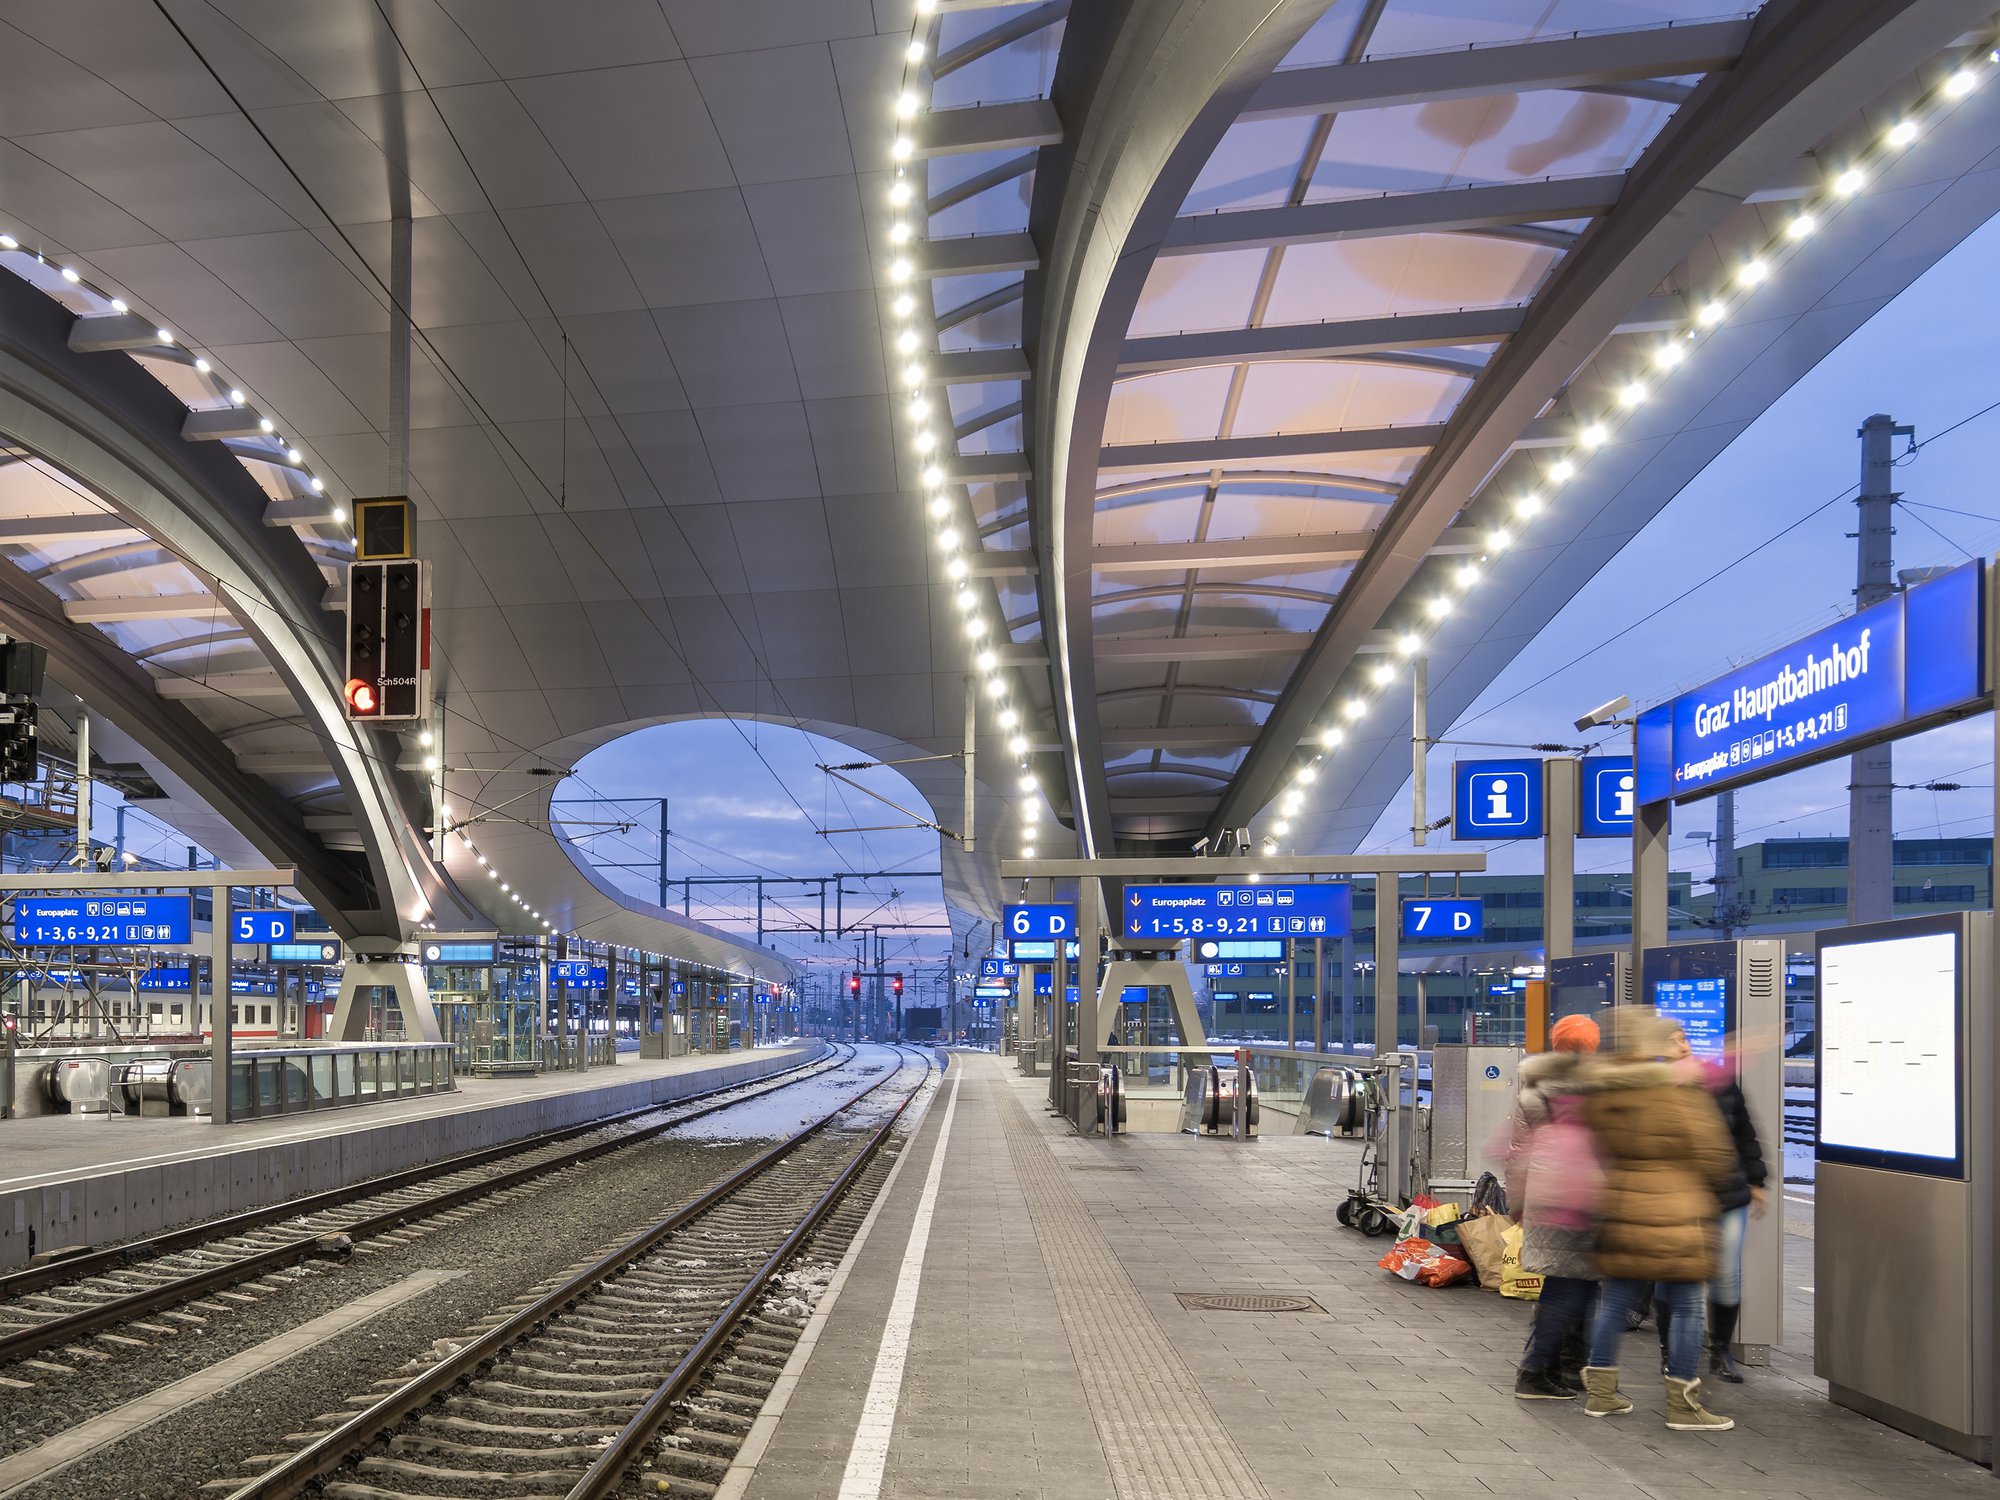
(220, 1047), (931, 1500)
(0, 1045), (849, 1366)
(568, 1048), (930, 1497)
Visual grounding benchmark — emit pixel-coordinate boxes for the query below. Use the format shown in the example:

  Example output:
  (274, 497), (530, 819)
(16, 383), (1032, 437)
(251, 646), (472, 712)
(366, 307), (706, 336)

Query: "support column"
(210, 880), (232, 1125)
(1544, 757), (1578, 963)
(1375, 872), (1399, 1054)
(1631, 800), (1671, 1000)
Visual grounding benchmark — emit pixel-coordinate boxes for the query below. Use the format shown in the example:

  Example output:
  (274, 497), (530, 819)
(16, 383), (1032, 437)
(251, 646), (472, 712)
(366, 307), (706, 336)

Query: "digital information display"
(1008, 939), (1080, 961)
(1638, 561), (1984, 804)
(1818, 929), (1962, 1177)
(1122, 883), (1351, 940)
(1652, 976), (1729, 1062)
(270, 941), (340, 964)
(14, 895), (192, 946)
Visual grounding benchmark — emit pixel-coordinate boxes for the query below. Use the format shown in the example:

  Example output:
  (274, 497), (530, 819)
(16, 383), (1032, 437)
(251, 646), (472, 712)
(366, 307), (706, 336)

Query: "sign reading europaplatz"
(1122, 883), (1351, 940)
(14, 895), (192, 946)
(1637, 561), (1986, 804)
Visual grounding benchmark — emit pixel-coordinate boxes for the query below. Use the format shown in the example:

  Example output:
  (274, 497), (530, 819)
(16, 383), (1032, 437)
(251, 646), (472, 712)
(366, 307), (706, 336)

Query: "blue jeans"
(1712, 1206), (1747, 1307)
(1591, 1277), (1705, 1381)
(1521, 1275), (1595, 1374)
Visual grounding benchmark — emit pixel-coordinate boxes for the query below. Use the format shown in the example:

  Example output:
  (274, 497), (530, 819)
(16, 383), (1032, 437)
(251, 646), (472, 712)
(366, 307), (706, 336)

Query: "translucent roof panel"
(1307, 91), (1677, 198)
(1231, 360), (1470, 435)
(930, 10), (1065, 109)
(1181, 589), (1332, 633)
(1184, 116), (1326, 213)
(1263, 234), (1559, 322)
(1206, 484), (1392, 539)
(1130, 250), (1268, 337)
(1103, 366), (1237, 446)
(1095, 486), (1208, 546)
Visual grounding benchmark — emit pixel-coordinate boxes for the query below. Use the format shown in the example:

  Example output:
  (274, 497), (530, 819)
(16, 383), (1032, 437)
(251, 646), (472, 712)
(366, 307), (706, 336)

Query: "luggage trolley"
(1335, 1052), (1429, 1235)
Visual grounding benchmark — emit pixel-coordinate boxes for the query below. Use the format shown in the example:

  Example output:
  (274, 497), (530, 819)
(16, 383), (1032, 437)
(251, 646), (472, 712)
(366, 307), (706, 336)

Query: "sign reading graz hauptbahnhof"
(1636, 560), (1987, 805)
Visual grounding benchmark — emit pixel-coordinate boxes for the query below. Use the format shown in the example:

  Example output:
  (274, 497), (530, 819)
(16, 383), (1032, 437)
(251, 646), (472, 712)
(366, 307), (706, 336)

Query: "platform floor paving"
(745, 1051), (1999, 1500)
(0, 1044), (814, 1191)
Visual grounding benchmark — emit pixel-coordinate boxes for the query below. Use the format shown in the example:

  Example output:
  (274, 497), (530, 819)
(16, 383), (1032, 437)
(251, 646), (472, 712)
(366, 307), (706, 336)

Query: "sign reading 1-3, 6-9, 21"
(14, 895), (192, 946)
(1122, 884), (1351, 940)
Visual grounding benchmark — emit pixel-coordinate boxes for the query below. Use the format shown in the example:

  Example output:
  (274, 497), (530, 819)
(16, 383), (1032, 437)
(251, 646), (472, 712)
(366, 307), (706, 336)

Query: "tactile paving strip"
(999, 1095), (1270, 1500)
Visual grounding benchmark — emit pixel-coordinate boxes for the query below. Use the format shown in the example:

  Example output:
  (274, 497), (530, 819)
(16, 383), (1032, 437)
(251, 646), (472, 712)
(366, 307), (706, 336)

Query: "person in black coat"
(1703, 1059), (1768, 1382)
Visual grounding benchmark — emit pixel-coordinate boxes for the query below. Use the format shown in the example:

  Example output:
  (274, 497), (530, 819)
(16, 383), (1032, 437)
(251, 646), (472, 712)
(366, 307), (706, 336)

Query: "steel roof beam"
(919, 231), (1039, 276)
(929, 347), (1032, 385)
(949, 451), (1032, 482)
(915, 100), (1064, 159)
(1032, 724), (1257, 751)
(1241, 17), (1754, 121)
(153, 670), (296, 701)
(1119, 306), (1525, 375)
(180, 408), (268, 441)
(63, 594), (223, 624)
(0, 513), (138, 545)
(1097, 633), (1313, 661)
(1093, 531), (1375, 572)
(1164, 174), (1625, 256)
(1101, 423), (1445, 469)
(929, 152), (1040, 215)
(935, 2), (1070, 77)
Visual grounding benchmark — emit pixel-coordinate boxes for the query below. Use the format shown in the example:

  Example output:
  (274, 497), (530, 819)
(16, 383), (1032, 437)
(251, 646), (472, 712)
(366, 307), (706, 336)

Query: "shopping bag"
(1422, 1202), (1462, 1230)
(1499, 1222), (1544, 1302)
(1377, 1237), (1470, 1287)
(1456, 1211), (1509, 1292)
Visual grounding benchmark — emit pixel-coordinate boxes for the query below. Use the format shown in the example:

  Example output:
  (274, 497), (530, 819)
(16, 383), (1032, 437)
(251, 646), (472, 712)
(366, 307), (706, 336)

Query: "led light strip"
(890, 0), (1052, 862)
(0, 240), (348, 525)
(1259, 45), (1998, 850)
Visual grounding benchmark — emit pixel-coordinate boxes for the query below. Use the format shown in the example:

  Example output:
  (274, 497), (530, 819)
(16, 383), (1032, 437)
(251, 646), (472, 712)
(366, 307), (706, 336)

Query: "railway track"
(212, 1046), (934, 1500)
(0, 1046), (853, 1374)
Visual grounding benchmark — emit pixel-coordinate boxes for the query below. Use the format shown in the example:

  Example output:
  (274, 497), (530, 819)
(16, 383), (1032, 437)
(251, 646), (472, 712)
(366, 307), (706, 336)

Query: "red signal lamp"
(344, 678), (378, 715)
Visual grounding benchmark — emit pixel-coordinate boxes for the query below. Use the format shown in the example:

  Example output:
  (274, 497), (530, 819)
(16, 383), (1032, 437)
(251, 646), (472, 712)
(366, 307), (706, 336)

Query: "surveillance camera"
(1573, 694), (1632, 733)
(1234, 827), (1251, 848)
(1191, 836), (1210, 856)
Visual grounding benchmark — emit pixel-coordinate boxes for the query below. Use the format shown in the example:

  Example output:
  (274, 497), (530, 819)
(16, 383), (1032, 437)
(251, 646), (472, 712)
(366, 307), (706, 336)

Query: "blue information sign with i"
(1451, 759), (1544, 839)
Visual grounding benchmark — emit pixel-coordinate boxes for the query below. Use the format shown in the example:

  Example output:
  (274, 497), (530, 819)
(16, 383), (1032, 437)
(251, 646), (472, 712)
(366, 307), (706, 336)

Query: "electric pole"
(1849, 414), (1909, 925)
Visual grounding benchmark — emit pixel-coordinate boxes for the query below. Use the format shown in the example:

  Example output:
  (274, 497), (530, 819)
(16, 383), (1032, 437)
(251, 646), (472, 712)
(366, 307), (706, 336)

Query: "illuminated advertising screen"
(1817, 927), (1962, 1178)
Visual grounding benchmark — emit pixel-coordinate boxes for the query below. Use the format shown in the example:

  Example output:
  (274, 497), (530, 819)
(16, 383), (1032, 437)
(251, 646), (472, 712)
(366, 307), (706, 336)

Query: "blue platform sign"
(1400, 897), (1485, 941)
(1205, 961), (1249, 978)
(1637, 561), (1985, 804)
(1005, 903), (1075, 941)
(978, 957), (1018, 981)
(231, 910), (295, 944)
(138, 967), (192, 991)
(551, 960), (608, 987)
(1122, 883), (1350, 940)
(1579, 756), (1636, 838)
(1453, 759), (1544, 839)
(14, 895), (192, 946)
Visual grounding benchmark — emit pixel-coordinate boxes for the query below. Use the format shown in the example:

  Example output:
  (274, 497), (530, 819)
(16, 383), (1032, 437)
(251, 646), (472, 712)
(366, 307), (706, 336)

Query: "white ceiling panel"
(597, 189), (775, 308)
(180, 229), (388, 340)
(16, 122), (299, 242)
(743, 176), (875, 298)
(511, 63), (735, 201)
(691, 44), (854, 185)
(805, 396), (899, 498)
(439, 0), (683, 79)
(653, 299), (801, 409)
(428, 81), (584, 208)
(210, 0), (493, 98)
(495, 204), (646, 317)
(781, 289), (889, 401)
(661, 0), (876, 60)
(693, 401), (821, 503)
(84, 241), (286, 345)
(0, 20), (161, 136)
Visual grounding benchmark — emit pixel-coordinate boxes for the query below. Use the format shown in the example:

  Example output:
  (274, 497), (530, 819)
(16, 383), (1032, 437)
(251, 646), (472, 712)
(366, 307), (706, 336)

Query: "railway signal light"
(892, 973), (904, 997)
(344, 558), (430, 722)
(848, 973), (861, 995)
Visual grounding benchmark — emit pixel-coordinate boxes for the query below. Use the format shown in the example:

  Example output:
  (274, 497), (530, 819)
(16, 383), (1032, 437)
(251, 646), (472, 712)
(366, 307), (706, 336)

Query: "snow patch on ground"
(670, 1047), (906, 1142)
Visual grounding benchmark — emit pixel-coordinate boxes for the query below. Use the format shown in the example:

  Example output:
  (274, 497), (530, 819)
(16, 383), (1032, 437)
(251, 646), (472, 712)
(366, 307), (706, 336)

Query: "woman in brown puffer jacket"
(1579, 1011), (1739, 1432)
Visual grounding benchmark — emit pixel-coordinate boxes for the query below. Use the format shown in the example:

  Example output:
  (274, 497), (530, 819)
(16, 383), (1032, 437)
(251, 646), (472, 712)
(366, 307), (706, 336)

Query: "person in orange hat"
(1506, 1012), (1604, 1400)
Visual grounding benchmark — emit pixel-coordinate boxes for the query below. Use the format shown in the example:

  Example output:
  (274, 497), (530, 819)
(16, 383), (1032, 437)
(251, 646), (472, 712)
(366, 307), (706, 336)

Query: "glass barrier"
(224, 1043), (456, 1119)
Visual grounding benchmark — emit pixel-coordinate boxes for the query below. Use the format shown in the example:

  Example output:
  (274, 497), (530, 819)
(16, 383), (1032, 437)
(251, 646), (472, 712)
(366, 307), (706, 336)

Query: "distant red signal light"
(344, 678), (378, 716)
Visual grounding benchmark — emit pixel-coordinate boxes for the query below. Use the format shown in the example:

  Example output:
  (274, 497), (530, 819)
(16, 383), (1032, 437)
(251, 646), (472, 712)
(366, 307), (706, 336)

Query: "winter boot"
(1708, 1302), (1743, 1383)
(1582, 1366), (1633, 1418)
(1665, 1374), (1735, 1431)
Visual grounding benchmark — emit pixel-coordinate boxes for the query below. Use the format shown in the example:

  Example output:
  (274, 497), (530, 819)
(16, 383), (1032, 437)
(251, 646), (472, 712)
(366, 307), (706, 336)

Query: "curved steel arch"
(1024, 0), (1335, 855)
(0, 264), (463, 938)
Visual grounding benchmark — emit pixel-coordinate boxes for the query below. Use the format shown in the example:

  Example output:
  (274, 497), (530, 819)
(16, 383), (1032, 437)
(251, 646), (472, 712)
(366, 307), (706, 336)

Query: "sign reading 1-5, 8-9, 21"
(1123, 884), (1352, 940)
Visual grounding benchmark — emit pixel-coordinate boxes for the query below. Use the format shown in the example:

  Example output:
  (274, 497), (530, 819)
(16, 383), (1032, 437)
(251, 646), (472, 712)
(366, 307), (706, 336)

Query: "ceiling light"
(1653, 342), (1685, 370)
(913, 429), (936, 452)
(194, 357), (210, 373)
(1272, 820), (1290, 837)
(1787, 213), (1816, 240)
(953, 588), (976, 612)
(891, 136), (914, 162)
(964, 616), (988, 637)
(1487, 529), (1512, 553)
(230, 389), (246, 405)
(889, 221), (911, 245)
(259, 418), (275, 433)
(921, 464), (943, 487)
(1008, 734), (1028, 754)
(893, 293), (915, 317)
(1342, 698), (1366, 721)
(1578, 424), (1608, 449)
(1736, 258), (1768, 287)
(1834, 167), (1866, 196)
(1371, 663), (1394, 686)
(936, 525), (959, 548)
(1616, 382), (1646, 407)
(1000, 706), (1019, 728)
(1396, 632), (1420, 655)
(1019, 773), (1036, 792)
(894, 91), (921, 118)
(309, 477), (326, 493)
(0, 235), (16, 250)
(889, 179), (913, 207)
(1296, 764), (1317, 784)
(976, 648), (997, 671)
(419, 729), (434, 747)
(155, 328), (173, 343)
(1886, 119), (1919, 147)
(903, 362), (926, 388)
(286, 447), (301, 463)
(945, 556), (967, 578)
(888, 257), (912, 282)
(1947, 67), (1981, 97)
(331, 506), (347, 523)
(905, 39), (926, 61)
(1455, 562), (1478, 587)
(908, 397), (931, 422)
(896, 329), (920, 354)
(1427, 596), (1452, 619)
(59, 266), (79, 283)
(1549, 459), (1574, 482)
(984, 675), (1006, 697)
(928, 494), (951, 518)
(422, 753), (439, 772)
(1317, 725), (1343, 749)
(1697, 300), (1727, 326)
(1515, 492), (1544, 519)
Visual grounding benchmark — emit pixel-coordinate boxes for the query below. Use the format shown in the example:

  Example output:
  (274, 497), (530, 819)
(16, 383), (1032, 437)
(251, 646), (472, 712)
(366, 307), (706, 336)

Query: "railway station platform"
(0, 1043), (824, 1273)
(734, 1051), (2000, 1500)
